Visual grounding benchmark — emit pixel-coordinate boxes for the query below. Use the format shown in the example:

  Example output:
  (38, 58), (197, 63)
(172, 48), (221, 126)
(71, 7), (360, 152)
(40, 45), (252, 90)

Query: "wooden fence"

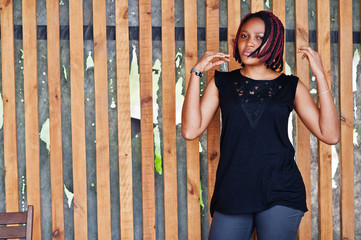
(0, 0), (359, 239)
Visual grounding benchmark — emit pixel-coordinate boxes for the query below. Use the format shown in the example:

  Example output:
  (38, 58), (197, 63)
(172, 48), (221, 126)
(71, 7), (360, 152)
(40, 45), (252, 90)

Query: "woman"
(181, 11), (339, 240)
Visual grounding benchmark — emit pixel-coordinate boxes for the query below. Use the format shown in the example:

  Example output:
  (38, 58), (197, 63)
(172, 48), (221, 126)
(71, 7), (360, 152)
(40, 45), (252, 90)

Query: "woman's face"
(237, 17), (266, 66)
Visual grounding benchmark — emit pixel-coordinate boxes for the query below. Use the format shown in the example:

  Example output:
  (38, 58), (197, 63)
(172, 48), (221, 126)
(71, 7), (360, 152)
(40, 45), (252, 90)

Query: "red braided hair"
(233, 11), (285, 72)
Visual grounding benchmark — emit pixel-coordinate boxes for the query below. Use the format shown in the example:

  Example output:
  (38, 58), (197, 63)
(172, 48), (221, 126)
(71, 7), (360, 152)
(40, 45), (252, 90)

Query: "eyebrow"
(240, 30), (264, 34)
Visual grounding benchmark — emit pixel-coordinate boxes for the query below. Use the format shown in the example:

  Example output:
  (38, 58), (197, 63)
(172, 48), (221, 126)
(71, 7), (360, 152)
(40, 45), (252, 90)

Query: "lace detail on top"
(234, 74), (284, 129)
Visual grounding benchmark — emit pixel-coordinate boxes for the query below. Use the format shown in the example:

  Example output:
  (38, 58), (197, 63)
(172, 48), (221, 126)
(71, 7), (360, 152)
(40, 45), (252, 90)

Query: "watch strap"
(190, 67), (203, 77)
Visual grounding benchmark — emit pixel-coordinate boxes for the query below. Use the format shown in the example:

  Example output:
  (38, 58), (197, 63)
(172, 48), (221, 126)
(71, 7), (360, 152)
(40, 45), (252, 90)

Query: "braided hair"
(233, 11), (285, 72)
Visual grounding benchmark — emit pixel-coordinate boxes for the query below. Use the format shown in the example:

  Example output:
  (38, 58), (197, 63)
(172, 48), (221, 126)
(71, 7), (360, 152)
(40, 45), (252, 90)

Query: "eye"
(257, 36), (264, 40)
(240, 34), (248, 39)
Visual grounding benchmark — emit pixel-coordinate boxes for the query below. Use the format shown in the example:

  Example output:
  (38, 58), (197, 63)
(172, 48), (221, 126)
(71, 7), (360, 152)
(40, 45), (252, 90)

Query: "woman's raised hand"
(297, 46), (326, 78)
(194, 52), (230, 72)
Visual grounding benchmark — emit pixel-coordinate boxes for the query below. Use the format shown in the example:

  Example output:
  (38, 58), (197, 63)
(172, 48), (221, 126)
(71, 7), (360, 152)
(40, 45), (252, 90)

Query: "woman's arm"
(181, 52), (230, 140)
(294, 47), (340, 145)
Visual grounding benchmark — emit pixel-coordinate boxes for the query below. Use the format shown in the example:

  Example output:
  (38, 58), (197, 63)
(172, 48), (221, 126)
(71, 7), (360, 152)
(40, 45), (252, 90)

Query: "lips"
(242, 50), (253, 56)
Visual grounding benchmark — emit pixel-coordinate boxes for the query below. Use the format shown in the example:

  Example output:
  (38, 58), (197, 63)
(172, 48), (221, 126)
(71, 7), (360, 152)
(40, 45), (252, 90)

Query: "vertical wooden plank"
(184, 0), (201, 238)
(116, 0), (134, 239)
(272, 0), (285, 25)
(227, 0), (241, 71)
(22, 0), (42, 239)
(0, 0), (19, 213)
(338, 0), (355, 238)
(161, 0), (178, 239)
(206, 0), (220, 227)
(46, 0), (65, 238)
(272, 0), (285, 70)
(139, 0), (156, 239)
(250, 0), (263, 13)
(294, 0), (311, 238)
(92, 0), (112, 239)
(69, 0), (88, 239)
(316, 0), (333, 239)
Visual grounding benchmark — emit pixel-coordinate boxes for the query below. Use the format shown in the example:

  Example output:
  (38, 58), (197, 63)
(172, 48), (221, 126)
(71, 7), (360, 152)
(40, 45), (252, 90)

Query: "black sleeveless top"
(210, 69), (308, 217)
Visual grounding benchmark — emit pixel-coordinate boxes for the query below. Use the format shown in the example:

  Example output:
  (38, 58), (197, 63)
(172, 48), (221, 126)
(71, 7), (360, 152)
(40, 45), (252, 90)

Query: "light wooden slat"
(338, 0), (355, 238)
(69, 0), (88, 239)
(272, 1), (285, 26)
(22, 0), (42, 239)
(272, 0), (285, 72)
(250, 0), (263, 13)
(316, 0), (333, 238)
(294, 0), (311, 238)
(227, 0), (241, 71)
(46, 0), (65, 238)
(92, 0), (112, 239)
(139, 0), (156, 239)
(161, 0), (179, 239)
(116, 1), (134, 239)
(184, 0), (201, 238)
(206, 0), (220, 227)
(0, 0), (19, 213)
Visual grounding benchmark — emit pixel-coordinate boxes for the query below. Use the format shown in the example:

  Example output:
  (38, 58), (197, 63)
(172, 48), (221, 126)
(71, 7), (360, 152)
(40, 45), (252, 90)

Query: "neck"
(241, 65), (279, 80)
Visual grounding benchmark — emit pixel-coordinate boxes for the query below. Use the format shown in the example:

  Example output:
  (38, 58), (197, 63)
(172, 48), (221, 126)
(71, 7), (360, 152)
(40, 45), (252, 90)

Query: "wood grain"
(116, 0), (134, 239)
(272, 0), (285, 72)
(22, 0), (42, 239)
(139, 0), (156, 239)
(69, 0), (88, 239)
(184, 0), (201, 238)
(338, 0), (355, 238)
(227, 0), (241, 71)
(1, 0), (19, 213)
(294, 0), (312, 238)
(161, 0), (179, 239)
(250, 0), (263, 13)
(206, 0), (220, 227)
(316, 0), (333, 238)
(92, 0), (112, 239)
(46, 0), (65, 238)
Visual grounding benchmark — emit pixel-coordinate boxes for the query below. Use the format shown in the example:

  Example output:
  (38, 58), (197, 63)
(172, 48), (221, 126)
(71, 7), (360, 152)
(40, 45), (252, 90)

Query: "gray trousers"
(209, 205), (304, 240)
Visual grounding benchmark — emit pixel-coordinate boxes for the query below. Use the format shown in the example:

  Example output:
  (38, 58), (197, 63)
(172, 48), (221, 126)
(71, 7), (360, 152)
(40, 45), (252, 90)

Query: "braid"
(233, 11), (284, 71)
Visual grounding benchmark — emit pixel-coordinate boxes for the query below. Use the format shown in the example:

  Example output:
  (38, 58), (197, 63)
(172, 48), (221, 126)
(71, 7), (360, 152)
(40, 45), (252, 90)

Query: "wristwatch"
(190, 67), (203, 77)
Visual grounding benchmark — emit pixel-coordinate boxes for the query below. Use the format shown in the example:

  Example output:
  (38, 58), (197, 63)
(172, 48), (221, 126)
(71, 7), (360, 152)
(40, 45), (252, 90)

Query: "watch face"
(191, 68), (202, 77)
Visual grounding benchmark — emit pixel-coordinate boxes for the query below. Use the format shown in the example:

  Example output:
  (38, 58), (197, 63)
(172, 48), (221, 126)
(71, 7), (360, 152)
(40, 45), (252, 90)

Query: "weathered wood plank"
(227, 0), (241, 71)
(250, 0), (263, 13)
(46, 0), (65, 238)
(294, 0), (311, 238)
(184, 0), (201, 238)
(338, 0), (355, 238)
(316, 0), (333, 238)
(161, 0), (179, 239)
(272, 0), (285, 71)
(92, 0), (112, 239)
(206, 0), (220, 227)
(69, 0), (88, 239)
(0, 0), (8, 9)
(116, 0), (134, 239)
(1, 0), (19, 214)
(139, 0), (156, 239)
(22, 0), (42, 239)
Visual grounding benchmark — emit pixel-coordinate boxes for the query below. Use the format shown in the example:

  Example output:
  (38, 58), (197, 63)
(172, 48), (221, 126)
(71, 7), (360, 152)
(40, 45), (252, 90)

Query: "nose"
(247, 38), (255, 47)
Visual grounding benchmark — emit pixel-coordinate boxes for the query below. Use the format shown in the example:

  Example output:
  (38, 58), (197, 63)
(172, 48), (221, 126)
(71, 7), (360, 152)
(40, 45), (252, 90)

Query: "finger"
(212, 60), (227, 66)
(298, 47), (317, 56)
(297, 49), (312, 59)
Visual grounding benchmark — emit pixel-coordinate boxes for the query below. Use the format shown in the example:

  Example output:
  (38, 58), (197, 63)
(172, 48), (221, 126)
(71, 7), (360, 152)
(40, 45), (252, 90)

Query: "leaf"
(200, 182), (204, 210)
(155, 154), (162, 175)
